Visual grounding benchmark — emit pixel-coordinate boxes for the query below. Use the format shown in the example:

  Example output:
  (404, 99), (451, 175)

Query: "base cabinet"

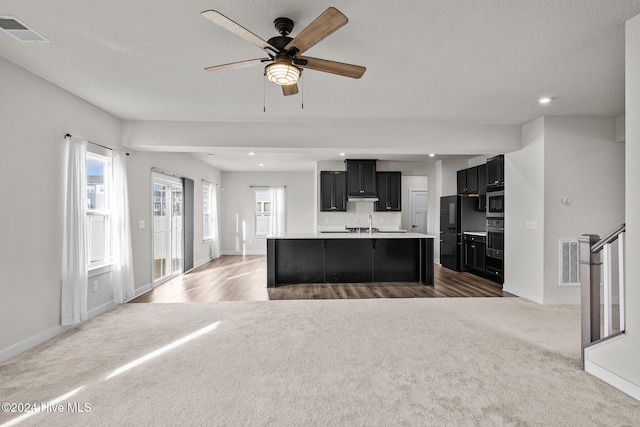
(325, 239), (373, 282)
(485, 256), (503, 283)
(267, 237), (434, 287)
(374, 239), (419, 281)
(464, 238), (486, 274)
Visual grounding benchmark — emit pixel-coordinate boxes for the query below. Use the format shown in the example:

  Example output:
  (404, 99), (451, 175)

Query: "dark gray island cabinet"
(266, 233), (435, 287)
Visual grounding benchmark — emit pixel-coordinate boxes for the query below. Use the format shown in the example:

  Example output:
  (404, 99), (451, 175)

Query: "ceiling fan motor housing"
(274, 17), (294, 36)
(267, 35), (293, 51)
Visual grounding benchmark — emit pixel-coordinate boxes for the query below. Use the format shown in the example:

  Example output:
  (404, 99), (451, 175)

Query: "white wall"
(543, 117), (624, 303)
(0, 58), (222, 361)
(0, 57), (122, 352)
(585, 12), (640, 396)
(123, 119), (521, 155)
(439, 158), (470, 197)
(504, 116), (625, 305)
(504, 118), (546, 302)
(126, 151), (222, 290)
(220, 171), (315, 254)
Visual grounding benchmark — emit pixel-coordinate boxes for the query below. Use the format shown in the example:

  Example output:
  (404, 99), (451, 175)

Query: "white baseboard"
(0, 300), (122, 364)
(133, 283), (152, 298)
(194, 256), (213, 268)
(503, 284), (580, 305)
(542, 297), (580, 305)
(88, 300), (115, 318)
(502, 283), (544, 304)
(584, 352), (640, 401)
(221, 250), (266, 256)
(0, 325), (72, 364)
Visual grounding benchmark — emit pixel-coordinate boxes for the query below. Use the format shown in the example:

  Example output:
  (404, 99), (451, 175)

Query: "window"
(255, 189), (272, 236)
(86, 153), (111, 267)
(203, 182), (212, 241)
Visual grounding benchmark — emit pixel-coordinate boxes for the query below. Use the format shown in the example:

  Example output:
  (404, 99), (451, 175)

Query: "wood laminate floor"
(130, 255), (514, 303)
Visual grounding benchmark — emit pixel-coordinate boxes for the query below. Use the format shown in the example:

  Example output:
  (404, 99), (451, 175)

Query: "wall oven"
(486, 190), (504, 217)
(486, 218), (504, 259)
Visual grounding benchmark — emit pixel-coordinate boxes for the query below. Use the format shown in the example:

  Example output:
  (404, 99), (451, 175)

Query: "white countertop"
(464, 231), (487, 237)
(267, 232), (436, 239)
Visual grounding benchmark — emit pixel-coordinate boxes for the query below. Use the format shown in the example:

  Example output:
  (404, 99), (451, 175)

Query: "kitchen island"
(266, 233), (435, 287)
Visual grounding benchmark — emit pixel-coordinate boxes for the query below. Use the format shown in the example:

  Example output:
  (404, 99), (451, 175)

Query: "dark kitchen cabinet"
(375, 172), (401, 211)
(320, 171), (347, 212)
(478, 163), (487, 196)
(457, 166), (479, 194)
(475, 163), (487, 211)
(487, 154), (504, 189)
(346, 159), (377, 197)
(325, 239), (373, 282)
(464, 234), (486, 274)
(485, 256), (503, 284)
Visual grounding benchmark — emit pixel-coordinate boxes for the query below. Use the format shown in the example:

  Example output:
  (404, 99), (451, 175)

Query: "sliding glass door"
(152, 174), (183, 286)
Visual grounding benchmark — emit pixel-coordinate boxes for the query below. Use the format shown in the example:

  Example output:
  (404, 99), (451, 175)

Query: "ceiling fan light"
(265, 61), (301, 85)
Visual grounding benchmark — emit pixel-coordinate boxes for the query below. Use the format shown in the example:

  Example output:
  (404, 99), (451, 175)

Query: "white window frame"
(86, 152), (111, 270)
(203, 182), (212, 241)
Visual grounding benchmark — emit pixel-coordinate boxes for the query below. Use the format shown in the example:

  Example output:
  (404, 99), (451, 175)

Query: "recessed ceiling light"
(429, 153), (435, 157)
(339, 152), (346, 156)
(259, 163), (264, 167)
(538, 97), (552, 104)
(249, 152), (255, 156)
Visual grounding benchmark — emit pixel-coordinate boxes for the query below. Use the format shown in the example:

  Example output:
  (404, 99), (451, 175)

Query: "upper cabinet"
(346, 159), (377, 197)
(486, 154), (504, 190)
(375, 172), (401, 211)
(457, 164), (488, 211)
(320, 171), (347, 212)
(477, 163), (487, 196)
(457, 167), (479, 194)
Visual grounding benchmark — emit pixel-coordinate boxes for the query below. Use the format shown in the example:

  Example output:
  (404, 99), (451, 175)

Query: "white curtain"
(270, 187), (286, 236)
(110, 151), (135, 304)
(62, 136), (88, 326)
(211, 184), (220, 259)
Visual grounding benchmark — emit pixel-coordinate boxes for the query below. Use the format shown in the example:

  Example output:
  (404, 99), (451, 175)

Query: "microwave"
(486, 190), (504, 217)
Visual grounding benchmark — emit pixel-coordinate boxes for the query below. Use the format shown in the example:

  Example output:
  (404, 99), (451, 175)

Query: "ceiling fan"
(201, 7), (366, 96)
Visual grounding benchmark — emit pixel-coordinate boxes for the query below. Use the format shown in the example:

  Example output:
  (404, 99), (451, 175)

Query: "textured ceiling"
(1, 0), (639, 170)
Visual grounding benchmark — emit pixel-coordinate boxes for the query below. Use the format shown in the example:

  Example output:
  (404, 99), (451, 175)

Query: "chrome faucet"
(368, 215), (373, 234)
(356, 219), (361, 234)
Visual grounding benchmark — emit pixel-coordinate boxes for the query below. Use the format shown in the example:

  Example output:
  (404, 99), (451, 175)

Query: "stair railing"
(578, 223), (626, 369)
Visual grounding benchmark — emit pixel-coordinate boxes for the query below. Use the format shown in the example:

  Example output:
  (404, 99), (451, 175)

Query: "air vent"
(0, 16), (49, 43)
(559, 239), (579, 286)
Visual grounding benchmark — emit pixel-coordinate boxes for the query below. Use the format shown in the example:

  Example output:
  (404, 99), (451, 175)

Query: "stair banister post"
(579, 234), (600, 369)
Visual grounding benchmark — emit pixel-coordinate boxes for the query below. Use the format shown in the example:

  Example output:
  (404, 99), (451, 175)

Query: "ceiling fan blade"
(201, 10), (278, 52)
(298, 56), (366, 79)
(204, 58), (270, 74)
(284, 7), (348, 55)
(282, 83), (299, 96)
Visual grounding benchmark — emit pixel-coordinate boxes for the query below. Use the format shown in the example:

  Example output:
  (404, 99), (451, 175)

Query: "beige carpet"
(1, 298), (639, 426)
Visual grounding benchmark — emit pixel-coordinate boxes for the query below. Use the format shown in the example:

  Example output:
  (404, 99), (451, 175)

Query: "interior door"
(152, 174), (183, 286)
(409, 189), (429, 233)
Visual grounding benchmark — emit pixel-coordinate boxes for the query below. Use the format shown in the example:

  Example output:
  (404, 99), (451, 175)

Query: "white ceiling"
(2, 0), (639, 170)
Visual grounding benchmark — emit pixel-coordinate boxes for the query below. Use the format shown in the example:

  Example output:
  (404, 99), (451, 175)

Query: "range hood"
(347, 196), (379, 202)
